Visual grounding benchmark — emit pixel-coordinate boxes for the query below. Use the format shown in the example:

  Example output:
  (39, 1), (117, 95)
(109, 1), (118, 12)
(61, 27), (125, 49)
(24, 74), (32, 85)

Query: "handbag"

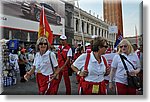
(119, 54), (141, 89)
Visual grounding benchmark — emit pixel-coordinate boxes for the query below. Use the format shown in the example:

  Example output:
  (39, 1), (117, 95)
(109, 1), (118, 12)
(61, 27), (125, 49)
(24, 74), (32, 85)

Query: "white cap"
(85, 43), (90, 46)
(60, 35), (67, 40)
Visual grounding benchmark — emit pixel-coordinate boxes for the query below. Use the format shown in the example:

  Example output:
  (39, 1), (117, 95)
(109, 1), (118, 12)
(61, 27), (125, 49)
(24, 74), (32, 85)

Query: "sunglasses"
(39, 43), (47, 45)
(120, 45), (127, 48)
(102, 45), (108, 48)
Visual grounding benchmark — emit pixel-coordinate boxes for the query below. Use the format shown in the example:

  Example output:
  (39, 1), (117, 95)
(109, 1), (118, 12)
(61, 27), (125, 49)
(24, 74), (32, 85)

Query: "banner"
(114, 30), (123, 48)
(109, 26), (118, 34)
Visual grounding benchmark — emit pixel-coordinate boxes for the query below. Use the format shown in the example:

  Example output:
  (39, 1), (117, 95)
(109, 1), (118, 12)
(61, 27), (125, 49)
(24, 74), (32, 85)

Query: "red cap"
(21, 48), (26, 52)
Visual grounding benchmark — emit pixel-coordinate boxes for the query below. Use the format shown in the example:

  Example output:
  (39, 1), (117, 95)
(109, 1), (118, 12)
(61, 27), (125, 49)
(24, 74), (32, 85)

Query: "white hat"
(60, 35), (67, 40)
(85, 43), (90, 46)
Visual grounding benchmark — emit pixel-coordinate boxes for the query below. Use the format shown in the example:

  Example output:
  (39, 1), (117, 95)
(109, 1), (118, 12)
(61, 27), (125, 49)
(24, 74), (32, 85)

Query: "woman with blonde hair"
(109, 39), (141, 95)
(24, 37), (60, 95)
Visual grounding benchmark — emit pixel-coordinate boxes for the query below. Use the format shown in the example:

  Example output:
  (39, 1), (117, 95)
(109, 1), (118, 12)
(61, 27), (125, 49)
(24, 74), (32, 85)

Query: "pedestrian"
(137, 43), (143, 91)
(24, 37), (61, 95)
(132, 44), (140, 58)
(73, 46), (84, 84)
(71, 37), (109, 95)
(103, 47), (116, 95)
(56, 35), (72, 95)
(85, 42), (91, 53)
(73, 46), (84, 62)
(109, 39), (141, 95)
(18, 48), (28, 82)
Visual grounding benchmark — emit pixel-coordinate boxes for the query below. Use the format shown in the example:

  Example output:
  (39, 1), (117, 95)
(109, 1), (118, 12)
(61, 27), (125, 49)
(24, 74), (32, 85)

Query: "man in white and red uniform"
(56, 35), (72, 95)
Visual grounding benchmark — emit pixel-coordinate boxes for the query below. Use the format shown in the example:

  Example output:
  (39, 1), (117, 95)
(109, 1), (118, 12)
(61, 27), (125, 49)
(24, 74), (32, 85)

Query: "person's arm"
(71, 64), (88, 77)
(109, 68), (117, 90)
(61, 56), (70, 69)
(24, 66), (36, 81)
(71, 53), (88, 77)
(129, 54), (141, 76)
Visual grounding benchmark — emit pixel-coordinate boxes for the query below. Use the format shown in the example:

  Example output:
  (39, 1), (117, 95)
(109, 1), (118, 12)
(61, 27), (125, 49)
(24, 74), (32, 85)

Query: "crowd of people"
(8, 35), (143, 95)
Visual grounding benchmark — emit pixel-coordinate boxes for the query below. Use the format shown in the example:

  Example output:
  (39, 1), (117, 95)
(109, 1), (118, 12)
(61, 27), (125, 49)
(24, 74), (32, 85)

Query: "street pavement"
(1, 73), (78, 95)
(1, 73), (142, 95)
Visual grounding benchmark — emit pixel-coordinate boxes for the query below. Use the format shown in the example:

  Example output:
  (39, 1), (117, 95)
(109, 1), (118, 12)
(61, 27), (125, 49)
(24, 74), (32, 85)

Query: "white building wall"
(74, 7), (115, 47)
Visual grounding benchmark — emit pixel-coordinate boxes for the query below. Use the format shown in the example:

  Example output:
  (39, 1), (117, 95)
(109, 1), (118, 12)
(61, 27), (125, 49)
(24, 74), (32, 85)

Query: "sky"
(73, 0), (142, 37)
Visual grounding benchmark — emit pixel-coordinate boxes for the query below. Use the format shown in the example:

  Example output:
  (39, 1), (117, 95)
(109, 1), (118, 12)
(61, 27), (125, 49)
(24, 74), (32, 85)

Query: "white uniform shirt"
(33, 50), (58, 76)
(111, 53), (141, 85)
(103, 53), (116, 81)
(73, 52), (106, 82)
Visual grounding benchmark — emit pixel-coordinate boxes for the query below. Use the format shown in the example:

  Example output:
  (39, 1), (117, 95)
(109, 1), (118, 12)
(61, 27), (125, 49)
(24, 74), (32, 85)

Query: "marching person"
(24, 37), (61, 95)
(73, 46), (84, 84)
(55, 35), (72, 95)
(109, 39), (141, 95)
(71, 37), (109, 95)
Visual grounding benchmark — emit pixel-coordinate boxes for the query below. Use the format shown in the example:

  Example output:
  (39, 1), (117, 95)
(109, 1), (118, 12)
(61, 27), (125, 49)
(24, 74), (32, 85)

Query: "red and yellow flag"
(38, 7), (53, 44)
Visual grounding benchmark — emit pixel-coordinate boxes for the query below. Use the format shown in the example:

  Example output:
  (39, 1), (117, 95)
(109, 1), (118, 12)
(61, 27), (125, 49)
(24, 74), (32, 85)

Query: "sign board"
(109, 26), (118, 34)
(1, 0), (65, 35)
(9, 40), (19, 50)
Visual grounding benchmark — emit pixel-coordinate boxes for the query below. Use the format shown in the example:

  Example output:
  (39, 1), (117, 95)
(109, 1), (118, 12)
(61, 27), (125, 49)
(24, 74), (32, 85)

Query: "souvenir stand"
(0, 39), (18, 87)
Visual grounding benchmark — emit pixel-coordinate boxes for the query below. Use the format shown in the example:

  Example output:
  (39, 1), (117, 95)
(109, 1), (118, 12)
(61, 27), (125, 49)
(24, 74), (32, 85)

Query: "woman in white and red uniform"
(71, 37), (109, 95)
(109, 39), (141, 95)
(24, 37), (60, 95)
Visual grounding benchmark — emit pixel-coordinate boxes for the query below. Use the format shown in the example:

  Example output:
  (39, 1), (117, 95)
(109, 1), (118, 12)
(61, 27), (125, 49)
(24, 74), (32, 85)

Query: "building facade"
(103, 0), (123, 36)
(64, 1), (74, 46)
(125, 35), (143, 47)
(74, 6), (116, 48)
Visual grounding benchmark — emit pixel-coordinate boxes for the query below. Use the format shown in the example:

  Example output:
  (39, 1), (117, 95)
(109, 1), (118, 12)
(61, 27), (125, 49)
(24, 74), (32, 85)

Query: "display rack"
(1, 40), (18, 87)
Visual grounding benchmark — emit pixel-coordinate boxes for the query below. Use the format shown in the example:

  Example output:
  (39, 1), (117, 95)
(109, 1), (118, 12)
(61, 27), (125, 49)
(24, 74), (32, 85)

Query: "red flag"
(38, 7), (53, 44)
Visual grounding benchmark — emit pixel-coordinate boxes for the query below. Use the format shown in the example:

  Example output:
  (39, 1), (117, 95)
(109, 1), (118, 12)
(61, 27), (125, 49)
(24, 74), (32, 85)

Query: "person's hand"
(24, 72), (31, 81)
(79, 70), (88, 77)
(47, 73), (58, 83)
(105, 66), (111, 76)
(129, 70), (139, 76)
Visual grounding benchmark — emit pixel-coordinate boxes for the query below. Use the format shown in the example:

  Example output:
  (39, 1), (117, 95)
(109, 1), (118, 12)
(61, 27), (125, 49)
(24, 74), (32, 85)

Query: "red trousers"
(36, 73), (58, 95)
(55, 70), (71, 95)
(76, 74), (81, 83)
(116, 82), (136, 95)
(79, 80), (106, 95)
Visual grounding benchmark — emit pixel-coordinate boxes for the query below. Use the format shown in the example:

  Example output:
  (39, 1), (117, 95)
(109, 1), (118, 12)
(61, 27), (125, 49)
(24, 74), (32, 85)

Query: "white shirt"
(9, 53), (19, 70)
(28, 53), (34, 62)
(111, 53), (141, 85)
(33, 50), (58, 76)
(73, 52), (106, 82)
(103, 53), (117, 81)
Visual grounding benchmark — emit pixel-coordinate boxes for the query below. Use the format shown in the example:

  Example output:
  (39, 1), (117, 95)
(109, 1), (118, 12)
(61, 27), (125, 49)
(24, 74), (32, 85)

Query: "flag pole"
(135, 25), (138, 46)
(42, 6), (45, 36)
(77, 0), (85, 52)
